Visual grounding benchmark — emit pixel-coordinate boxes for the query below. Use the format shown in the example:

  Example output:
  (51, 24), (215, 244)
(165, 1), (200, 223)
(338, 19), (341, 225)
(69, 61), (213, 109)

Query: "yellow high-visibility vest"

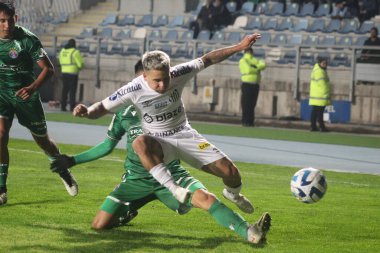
(239, 53), (266, 83)
(59, 48), (84, 74)
(309, 63), (331, 106)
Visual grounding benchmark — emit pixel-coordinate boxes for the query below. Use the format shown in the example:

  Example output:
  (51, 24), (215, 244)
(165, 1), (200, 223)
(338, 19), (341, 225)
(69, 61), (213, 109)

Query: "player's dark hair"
(0, 1), (15, 16)
(134, 59), (143, 75)
(371, 27), (378, 36)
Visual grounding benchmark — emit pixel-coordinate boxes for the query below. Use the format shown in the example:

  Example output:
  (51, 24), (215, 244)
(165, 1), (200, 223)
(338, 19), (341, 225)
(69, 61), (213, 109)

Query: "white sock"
(225, 183), (242, 195)
(150, 163), (178, 193)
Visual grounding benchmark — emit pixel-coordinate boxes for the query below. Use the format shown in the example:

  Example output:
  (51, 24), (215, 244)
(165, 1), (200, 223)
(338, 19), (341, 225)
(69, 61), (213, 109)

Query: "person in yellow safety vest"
(309, 57), (331, 132)
(238, 47), (266, 127)
(59, 39), (84, 111)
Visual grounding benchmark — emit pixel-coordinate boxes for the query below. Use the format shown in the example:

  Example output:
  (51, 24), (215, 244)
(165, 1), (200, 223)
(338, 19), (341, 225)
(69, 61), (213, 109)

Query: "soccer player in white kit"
(73, 34), (262, 214)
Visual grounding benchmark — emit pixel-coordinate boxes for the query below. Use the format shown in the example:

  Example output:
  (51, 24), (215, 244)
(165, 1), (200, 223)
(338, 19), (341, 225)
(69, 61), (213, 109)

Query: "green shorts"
(0, 89), (47, 136)
(100, 172), (206, 217)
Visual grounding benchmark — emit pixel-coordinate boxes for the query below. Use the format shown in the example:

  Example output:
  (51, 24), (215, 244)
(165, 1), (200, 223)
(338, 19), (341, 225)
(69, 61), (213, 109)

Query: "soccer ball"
(290, 167), (327, 204)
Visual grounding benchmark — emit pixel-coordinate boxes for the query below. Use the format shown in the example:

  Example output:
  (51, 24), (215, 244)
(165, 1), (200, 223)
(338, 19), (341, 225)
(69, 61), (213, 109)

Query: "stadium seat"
(226, 1), (237, 13)
(135, 14), (153, 27)
(51, 12), (69, 25)
(271, 33), (288, 46)
(358, 20), (375, 34)
(77, 27), (96, 39)
(354, 36), (367, 46)
(99, 13), (117, 26)
(227, 15), (248, 30)
(168, 15), (185, 28)
(98, 27), (113, 40)
(147, 30), (162, 41)
(262, 18), (278, 31)
(108, 42), (124, 55)
(113, 28), (132, 41)
(255, 32), (271, 46)
(179, 30), (194, 41)
(211, 31), (225, 43)
(197, 30), (211, 41)
(340, 19), (359, 34)
(151, 43), (172, 55)
(152, 15), (168, 27)
(289, 34), (303, 46)
(277, 50), (297, 64)
(243, 16), (262, 30)
(124, 42), (142, 56)
(117, 14), (135, 26)
(228, 51), (244, 62)
(337, 36), (352, 47)
(324, 19), (341, 33)
(303, 35), (319, 47)
(283, 2), (299, 16)
(253, 2), (268, 15)
(292, 18), (308, 32)
(277, 17), (293, 31)
(77, 41), (90, 53)
(331, 53), (350, 67)
(266, 2), (284, 16)
(308, 19), (325, 33)
(226, 31), (241, 43)
(163, 29), (178, 41)
(240, 1), (255, 14)
(132, 28), (147, 39)
(319, 35), (336, 47)
(298, 2), (315, 16)
(313, 3), (330, 17)
(300, 52), (315, 65)
(173, 43), (192, 59)
(254, 48), (266, 59)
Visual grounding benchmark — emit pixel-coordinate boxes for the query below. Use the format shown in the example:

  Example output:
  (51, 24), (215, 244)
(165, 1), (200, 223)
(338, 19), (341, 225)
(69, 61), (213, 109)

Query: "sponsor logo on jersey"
(8, 48), (18, 59)
(152, 124), (186, 137)
(143, 106), (183, 123)
(142, 100), (153, 108)
(171, 65), (192, 78)
(108, 84), (142, 101)
(198, 142), (211, 150)
(129, 127), (143, 139)
(169, 89), (180, 103)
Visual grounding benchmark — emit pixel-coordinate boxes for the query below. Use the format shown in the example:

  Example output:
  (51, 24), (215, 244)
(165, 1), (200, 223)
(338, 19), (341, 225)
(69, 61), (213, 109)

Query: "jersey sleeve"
(27, 34), (47, 63)
(101, 81), (138, 112)
(107, 110), (126, 141)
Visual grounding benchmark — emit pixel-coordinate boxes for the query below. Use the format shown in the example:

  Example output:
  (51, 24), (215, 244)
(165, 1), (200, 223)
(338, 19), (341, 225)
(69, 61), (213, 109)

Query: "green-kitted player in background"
(0, 1), (78, 205)
(51, 60), (271, 245)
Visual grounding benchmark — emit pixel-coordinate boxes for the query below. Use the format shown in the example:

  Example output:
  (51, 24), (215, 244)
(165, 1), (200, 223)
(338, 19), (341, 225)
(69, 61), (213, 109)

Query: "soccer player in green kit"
(51, 60), (270, 244)
(0, 1), (78, 205)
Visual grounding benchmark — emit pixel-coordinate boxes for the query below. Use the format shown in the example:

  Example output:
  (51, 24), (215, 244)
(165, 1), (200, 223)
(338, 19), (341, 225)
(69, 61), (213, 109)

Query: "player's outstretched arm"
(201, 33), (261, 68)
(73, 102), (109, 119)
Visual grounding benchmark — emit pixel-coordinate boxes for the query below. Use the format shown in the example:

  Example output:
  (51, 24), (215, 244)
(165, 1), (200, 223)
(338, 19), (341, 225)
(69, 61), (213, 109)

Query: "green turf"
(46, 112), (380, 149)
(1, 139), (379, 252)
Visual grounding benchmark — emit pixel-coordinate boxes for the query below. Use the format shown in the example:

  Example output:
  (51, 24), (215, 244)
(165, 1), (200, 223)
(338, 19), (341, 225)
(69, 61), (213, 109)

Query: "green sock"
(0, 164), (9, 193)
(208, 199), (249, 239)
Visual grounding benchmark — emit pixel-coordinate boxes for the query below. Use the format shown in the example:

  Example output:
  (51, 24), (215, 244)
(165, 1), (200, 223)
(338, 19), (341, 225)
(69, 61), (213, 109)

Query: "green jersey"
(107, 105), (184, 179)
(0, 26), (47, 90)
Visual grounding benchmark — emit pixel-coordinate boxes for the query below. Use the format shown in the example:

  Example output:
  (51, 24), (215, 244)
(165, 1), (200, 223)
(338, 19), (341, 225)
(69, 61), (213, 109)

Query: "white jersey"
(102, 58), (204, 136)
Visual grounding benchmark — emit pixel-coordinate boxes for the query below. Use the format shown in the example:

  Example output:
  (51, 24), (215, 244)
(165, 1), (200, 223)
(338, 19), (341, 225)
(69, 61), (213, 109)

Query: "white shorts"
(150, 125), (227, 169)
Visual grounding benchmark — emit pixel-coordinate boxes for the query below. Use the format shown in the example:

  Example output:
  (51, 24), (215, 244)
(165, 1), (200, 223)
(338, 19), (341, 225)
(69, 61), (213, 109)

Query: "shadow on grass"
(12, 224), (227, 252)
(3, 199), (61, 207)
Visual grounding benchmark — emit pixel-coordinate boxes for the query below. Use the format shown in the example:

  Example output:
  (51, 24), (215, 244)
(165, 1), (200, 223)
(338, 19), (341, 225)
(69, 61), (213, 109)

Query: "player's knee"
(192, 189), (217, 210)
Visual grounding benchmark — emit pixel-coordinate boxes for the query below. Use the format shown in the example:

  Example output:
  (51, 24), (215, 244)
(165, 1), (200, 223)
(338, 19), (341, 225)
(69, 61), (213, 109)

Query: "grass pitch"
(1, 139), (379, 253)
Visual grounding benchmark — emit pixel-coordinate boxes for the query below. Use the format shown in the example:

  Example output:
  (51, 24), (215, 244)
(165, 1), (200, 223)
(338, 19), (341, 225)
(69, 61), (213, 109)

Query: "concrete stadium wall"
(60, 58), (379, 125)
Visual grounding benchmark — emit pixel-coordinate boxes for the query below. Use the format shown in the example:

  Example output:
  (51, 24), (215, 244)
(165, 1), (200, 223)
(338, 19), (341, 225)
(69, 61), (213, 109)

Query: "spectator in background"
(238, 48), (266, 127)
(361, 27), (380, 63)
(213, 0), (232, 29)
(190, 0), (215, 39)
(309, 57), (331, 132)
(358, 0), (378, 23)
(59, 38), (84, 112)
(331, 0), (348, 19)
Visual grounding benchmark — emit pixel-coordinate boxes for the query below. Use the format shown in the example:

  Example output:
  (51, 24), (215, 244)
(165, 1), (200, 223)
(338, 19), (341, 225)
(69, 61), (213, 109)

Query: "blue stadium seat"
(289, 34), (303, 46)
(277, 50), (297, 64)
(98, 27), (113, 40)
(124, 43), (142, 56)
(229, 51), (244, 62)
(117, 14), (134, 26)
(319, 35), (336, 47)
(152, 15), (168, 27)
(173, 43), (192, 59)
(99, 13), (117, 26)
(108, 42), (124, 55)
(337, 36), (352, 47)
(340, 19), (359, 34)
(226, 32), (241, 43)
(254, 48), (266, 59)
(300, 52), (315, 65)
(136, 14), (153, 27)
(331, 53), (350, 67)
(211, 31), (225, 43)
(303, 35), (319, 47)
(313, 3), (330, 17)
(308, 19), (325, 32)
(271, 33), (288, 46)
(77, 41), (90, 53)
(51, 12), (69, 25)
(197, 30), (211, 41)
(147, 30), (162, 41)
(77, 27), (96, 39)
(255, 32), (271, 46)
(283, 2), (299, 16)
(168, 15), (185, 28)
(298, 2), (315, 16)
(354, 36), (367, 46)
(324, 19), (341, 33)
(179, 30), (194, 41)
(151, 43), (173, 55)
(113, 28), (132, 41)
(226, 1), (237, 13)
(163, 29), (178, 41)
(292, 18), (308, 32)
(243, 16), (262, 30)
(358, 20), (375, 34)
(266, 2), (284, 16)
(262, 18), (278, 31)
(253, 2), (268, 15)
(240, 1), (255, 14)
(277, 17), (293, 31)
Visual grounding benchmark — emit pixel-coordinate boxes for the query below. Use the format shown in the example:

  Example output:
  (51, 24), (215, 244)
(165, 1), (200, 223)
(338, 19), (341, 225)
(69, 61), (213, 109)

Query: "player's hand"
(73, 104), (88, 117)
(240, 33), (261, 49)
(15, 86), (35, 101)
(50, 154), (76, 173)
